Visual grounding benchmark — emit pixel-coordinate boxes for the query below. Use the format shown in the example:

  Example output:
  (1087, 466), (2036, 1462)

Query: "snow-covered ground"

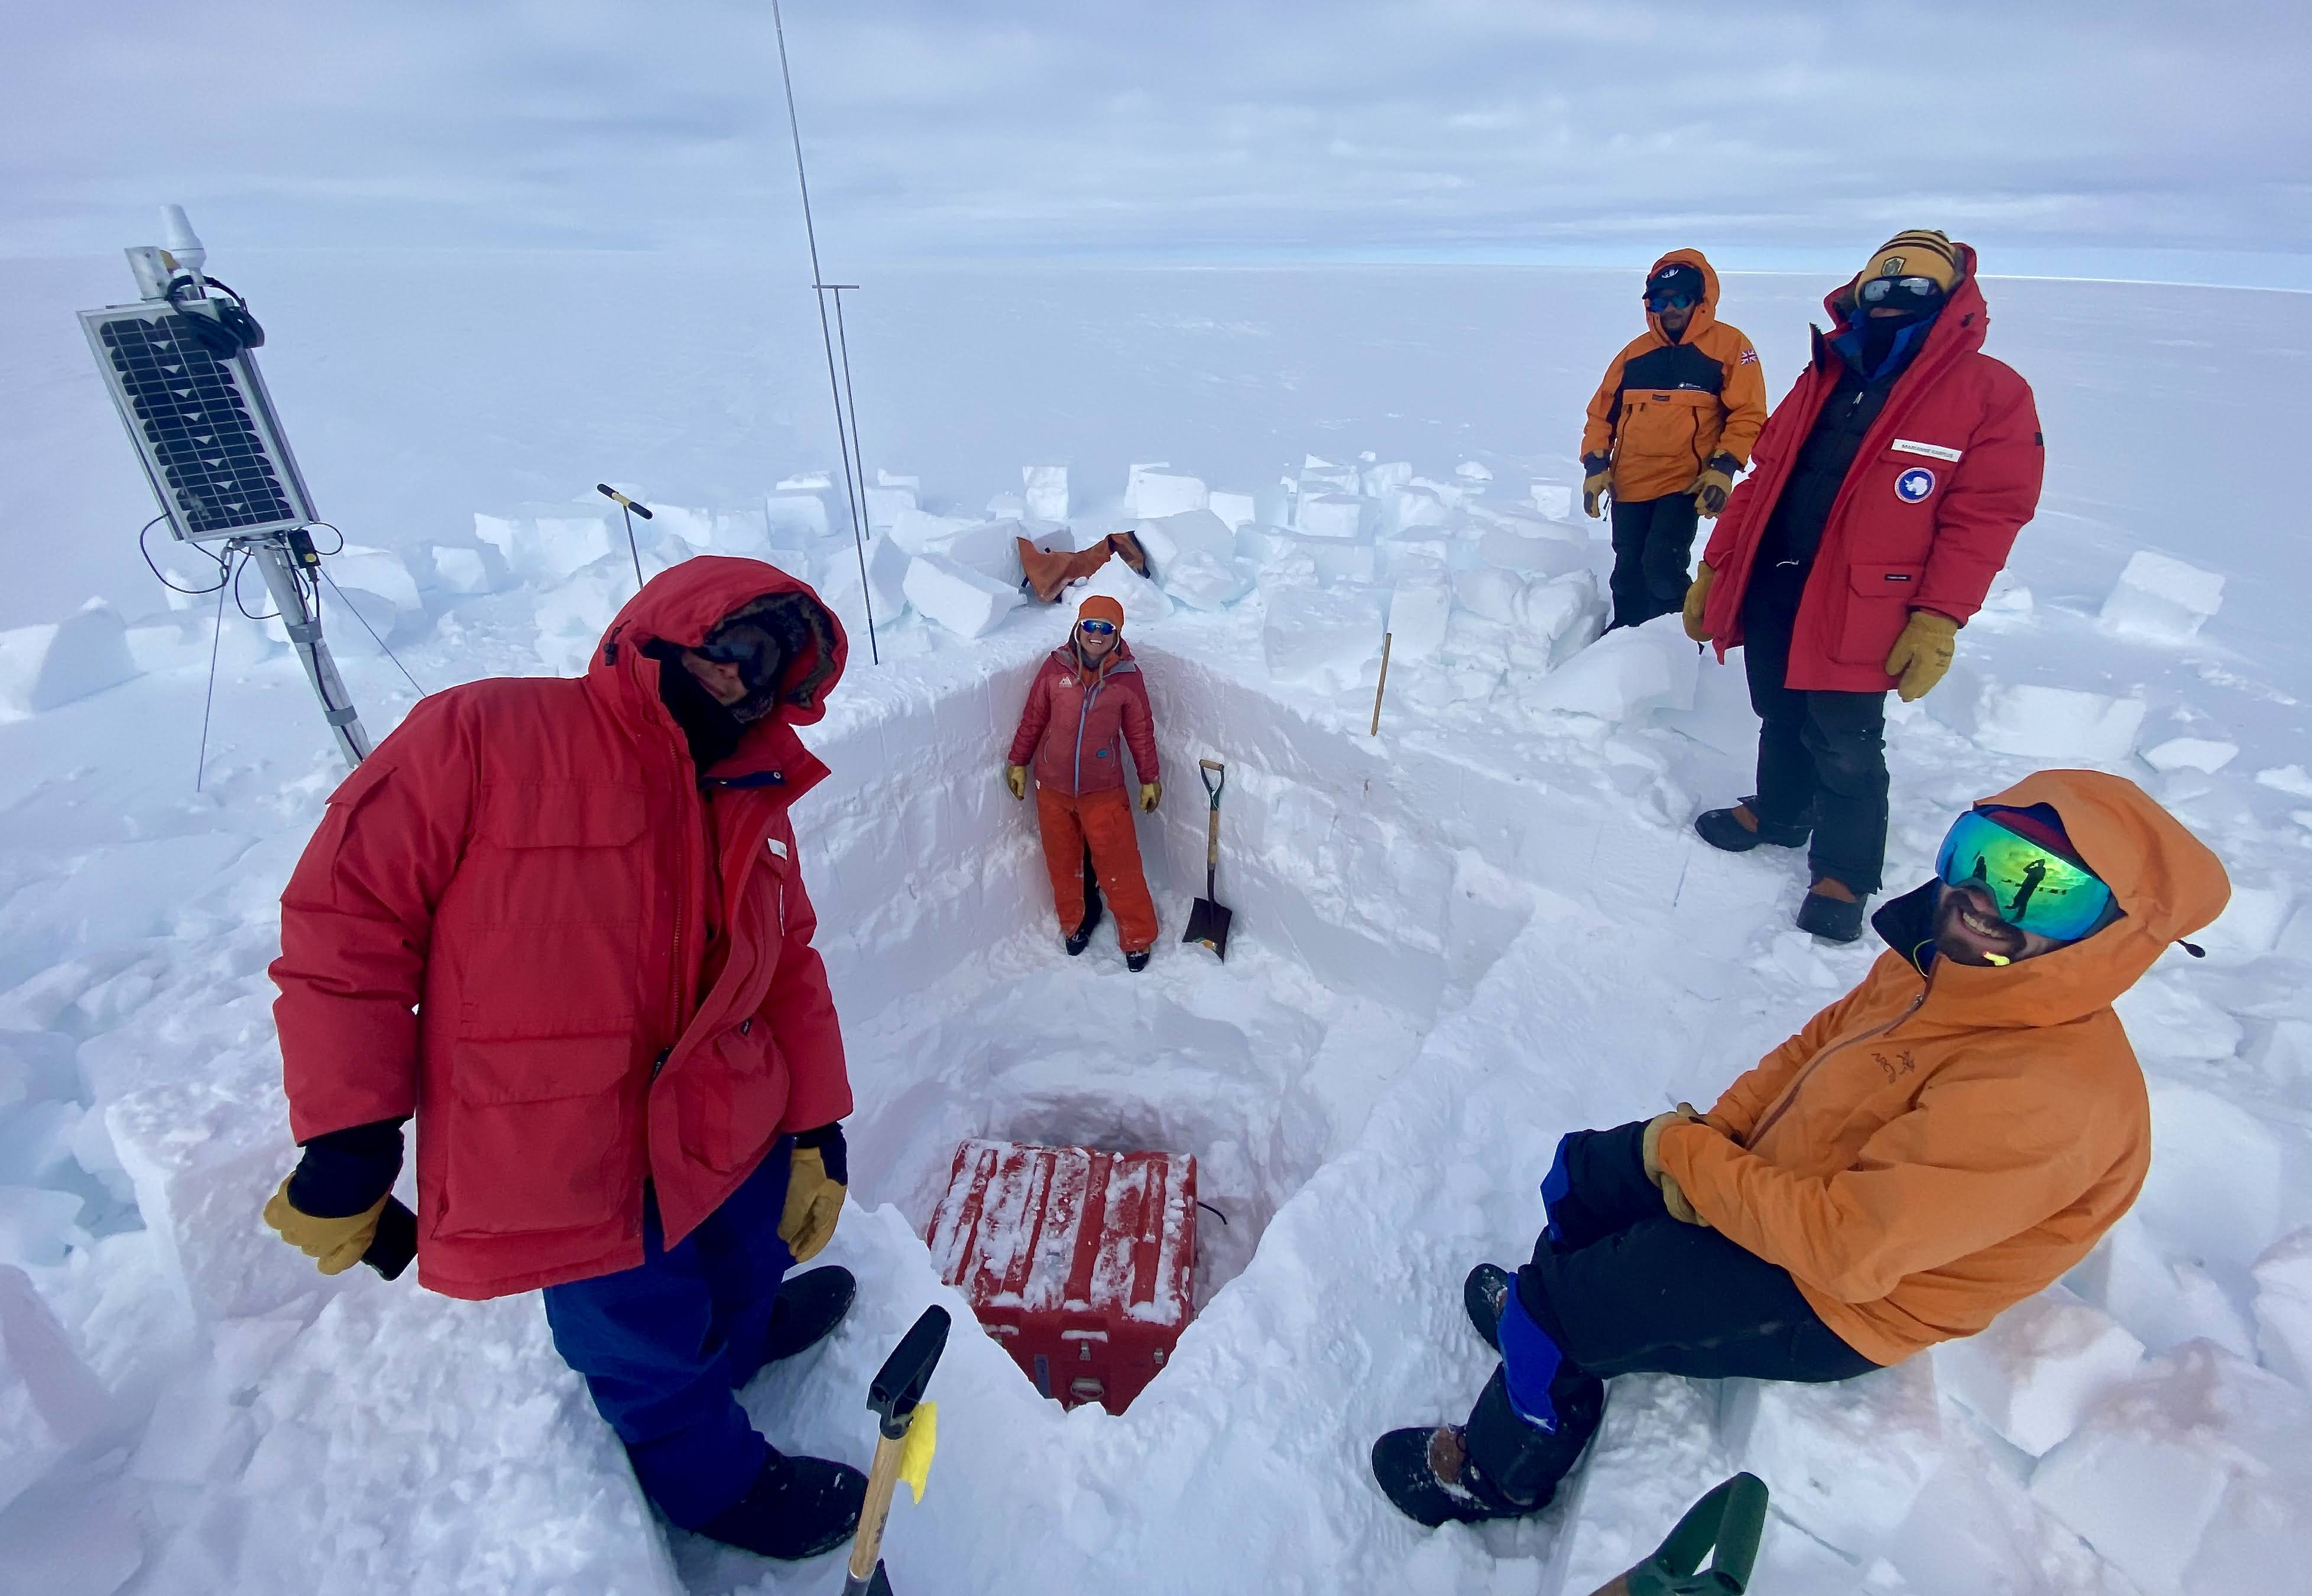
(3, 254), (2309, 1594)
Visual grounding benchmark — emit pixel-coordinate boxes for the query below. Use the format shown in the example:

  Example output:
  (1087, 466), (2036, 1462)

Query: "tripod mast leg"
(247, 536), (375, 767)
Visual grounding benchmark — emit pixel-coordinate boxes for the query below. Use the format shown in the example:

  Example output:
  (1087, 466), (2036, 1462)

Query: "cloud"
(5, 0), (2307, 281)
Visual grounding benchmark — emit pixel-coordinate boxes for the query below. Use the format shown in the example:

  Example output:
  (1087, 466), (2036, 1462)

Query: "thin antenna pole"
(829, 283), (871, 568)
(771, 0), (878, 664)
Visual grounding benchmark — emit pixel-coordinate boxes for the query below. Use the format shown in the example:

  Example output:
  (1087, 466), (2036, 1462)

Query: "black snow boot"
(1464, 1263), (1512, 1351)
(1066, 896), (1104, 956)
(695, 1451), (868, 1561)
(1124, 949), (1150, 973)
(758, 1266), (857, 1364)
(1371, 1424), (1533, 1527)
(1796, 882), (1868, 944)
(1694, 797), (1811, 854)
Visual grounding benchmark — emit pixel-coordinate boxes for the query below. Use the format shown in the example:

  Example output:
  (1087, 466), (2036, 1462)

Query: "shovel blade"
(1183, 897), (1233, 959)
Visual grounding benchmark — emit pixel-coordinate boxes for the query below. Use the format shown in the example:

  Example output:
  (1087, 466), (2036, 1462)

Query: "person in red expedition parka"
(262, 557), (871, 1563)
(1004, 594), (1163, 971)
(1685, 230), (2045, 944)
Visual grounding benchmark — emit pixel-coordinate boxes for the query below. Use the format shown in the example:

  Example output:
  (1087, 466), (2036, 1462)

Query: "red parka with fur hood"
(270, 558), (852, 1300)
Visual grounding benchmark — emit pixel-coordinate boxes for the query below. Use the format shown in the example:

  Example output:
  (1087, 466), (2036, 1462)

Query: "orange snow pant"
(1035, 785), (1159, 953)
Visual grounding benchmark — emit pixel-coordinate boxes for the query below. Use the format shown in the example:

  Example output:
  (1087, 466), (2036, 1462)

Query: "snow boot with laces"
(695, 1449), (868, 1561)
(1694, 796), (1811, 854)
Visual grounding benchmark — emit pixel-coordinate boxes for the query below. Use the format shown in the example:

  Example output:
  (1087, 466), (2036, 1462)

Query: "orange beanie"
(1077, 595), (1126, 630)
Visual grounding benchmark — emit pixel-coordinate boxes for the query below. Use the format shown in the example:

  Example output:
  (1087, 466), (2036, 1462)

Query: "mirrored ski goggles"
(1934, 809), (2116, 944)
(692, 621), (788, 720)
(1078, 618), (1117, 635)
(1644, 287), (1700, 311)
(1859, 274), (1945, 306)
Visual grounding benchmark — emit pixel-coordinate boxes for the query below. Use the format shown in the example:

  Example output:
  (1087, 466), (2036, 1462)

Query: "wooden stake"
(1370, 631), (1393, 736)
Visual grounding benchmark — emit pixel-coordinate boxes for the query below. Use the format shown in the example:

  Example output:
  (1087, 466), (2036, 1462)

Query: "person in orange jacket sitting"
(1373, 768), (2229, 1527)
(1004, 595), (1163, 971)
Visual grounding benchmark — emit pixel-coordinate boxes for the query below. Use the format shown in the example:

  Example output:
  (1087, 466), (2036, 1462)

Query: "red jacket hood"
(1645, 246), (1722, 343)
(588, 557), (848, 794)
(1820, 240), (1990, 364)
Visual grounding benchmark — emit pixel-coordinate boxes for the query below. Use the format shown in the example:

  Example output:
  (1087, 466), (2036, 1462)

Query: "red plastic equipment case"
(925, 1138), (1197, 1414)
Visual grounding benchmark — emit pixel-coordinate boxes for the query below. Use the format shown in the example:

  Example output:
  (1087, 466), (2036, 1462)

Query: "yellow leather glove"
(1004, 763), (1028, 801)
(1690, 451), (1740, 517)
(1580, 453), (1613, 519)
(1661, 1171), (1710, 1227)
(263, 1179), (387, 1276)
(1883, 610), (1959, 702)
(1681, 563), (1717, 643)
(779, 1145), (845, 1263)
(1640, 1103), (1701, 1185)
(1139, 781), (1161, 813)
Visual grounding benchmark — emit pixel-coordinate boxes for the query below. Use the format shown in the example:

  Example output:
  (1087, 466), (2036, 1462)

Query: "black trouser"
(1740, 563), (1890, 894)
(1607, 494), (1701, 628)
(1466, 1121), (1876, 1503)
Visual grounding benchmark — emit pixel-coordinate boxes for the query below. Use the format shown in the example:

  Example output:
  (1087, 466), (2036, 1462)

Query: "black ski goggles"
(1644, 286), (1700, 312)
(693, 619), (789, 722)
(1859, 275), (1945, 307)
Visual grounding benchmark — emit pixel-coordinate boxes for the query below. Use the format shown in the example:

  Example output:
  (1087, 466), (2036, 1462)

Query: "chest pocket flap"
(480, 782), (647, 847)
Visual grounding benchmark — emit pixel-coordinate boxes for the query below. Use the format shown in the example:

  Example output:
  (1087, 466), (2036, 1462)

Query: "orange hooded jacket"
(1656, 770), (2230, 1367)
(1580, 249), (1770, 502)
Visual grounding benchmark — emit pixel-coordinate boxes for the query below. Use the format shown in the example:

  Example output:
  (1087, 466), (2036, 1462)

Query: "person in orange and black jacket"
(1372, 770), (2227, 1530)
(1580, 249), (1769, 630)
(1004, 595), (1163, 971)
(1685, 231), (2045, 944)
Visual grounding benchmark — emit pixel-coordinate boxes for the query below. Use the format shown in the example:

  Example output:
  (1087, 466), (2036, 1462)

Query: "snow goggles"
(692, 619), (789, 722)
(1934, 809), (2116, 944)
(1078, 618), (1117, 635)
(1859, 275), (1945, 306)
(1644, 287), (1700, 311)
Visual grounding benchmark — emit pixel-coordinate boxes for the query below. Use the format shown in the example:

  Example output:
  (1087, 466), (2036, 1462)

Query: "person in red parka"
(1684, 231), (2044, 943)
(261, 557), (870, 1562)
(1004, 594), (1163, 970)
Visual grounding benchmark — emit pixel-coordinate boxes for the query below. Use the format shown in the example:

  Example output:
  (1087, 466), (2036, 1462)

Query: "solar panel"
(79, 300), (316, 542)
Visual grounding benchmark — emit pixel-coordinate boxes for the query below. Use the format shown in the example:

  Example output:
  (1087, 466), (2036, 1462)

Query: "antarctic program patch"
(1895, 466), (1937, 503)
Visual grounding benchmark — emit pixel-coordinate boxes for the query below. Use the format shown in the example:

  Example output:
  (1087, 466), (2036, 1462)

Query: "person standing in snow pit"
(1687, 230), (2045, 943)
(1373, 770), (2229, 1530)
(262, 558), (872, 1562)
(1004, 593), (1163, 971)
(1580, 249), (1770, 630)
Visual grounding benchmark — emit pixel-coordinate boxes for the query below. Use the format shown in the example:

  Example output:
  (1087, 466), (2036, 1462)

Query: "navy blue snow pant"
(543, 1138), (796, 1529)
(1468, 1121), (1876, 1504)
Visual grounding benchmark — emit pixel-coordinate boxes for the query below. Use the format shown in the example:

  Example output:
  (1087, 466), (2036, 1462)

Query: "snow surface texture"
(3, 258), (2311, 1594)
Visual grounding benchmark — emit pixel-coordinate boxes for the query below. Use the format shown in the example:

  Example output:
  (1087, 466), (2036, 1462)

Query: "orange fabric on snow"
(1656, 770), (2230, 1367)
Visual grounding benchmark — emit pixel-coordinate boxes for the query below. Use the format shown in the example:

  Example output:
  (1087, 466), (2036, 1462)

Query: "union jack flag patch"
(1739, 348), (1759, 365)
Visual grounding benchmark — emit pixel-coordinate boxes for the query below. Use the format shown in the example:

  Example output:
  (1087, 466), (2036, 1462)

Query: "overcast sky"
(6, 1), (2309, 285)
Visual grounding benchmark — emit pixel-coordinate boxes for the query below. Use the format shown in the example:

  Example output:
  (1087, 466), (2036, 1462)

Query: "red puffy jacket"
(270, 558), (853, 1300)
(1006, 638), (1159, 797)
(1701, 245), (2044, 692)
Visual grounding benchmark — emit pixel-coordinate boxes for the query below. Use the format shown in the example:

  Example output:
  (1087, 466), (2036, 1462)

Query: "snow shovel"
(1587, 1471), (1769, 1595)
(1182, 758), (1233, 959)
(840, 1305), (952, 1596)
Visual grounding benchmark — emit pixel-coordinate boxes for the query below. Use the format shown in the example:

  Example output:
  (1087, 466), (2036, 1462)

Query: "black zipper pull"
(650, 1048), (670, 1080)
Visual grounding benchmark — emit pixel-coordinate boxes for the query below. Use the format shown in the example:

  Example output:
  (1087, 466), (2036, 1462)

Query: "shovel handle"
(1199, 758), (1225, 803)
(845, 1430), (908, 1588)
(1198, 760), (1225, 873)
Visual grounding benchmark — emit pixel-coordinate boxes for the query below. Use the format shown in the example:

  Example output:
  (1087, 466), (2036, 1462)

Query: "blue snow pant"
(543, 1139), (796, 1529)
